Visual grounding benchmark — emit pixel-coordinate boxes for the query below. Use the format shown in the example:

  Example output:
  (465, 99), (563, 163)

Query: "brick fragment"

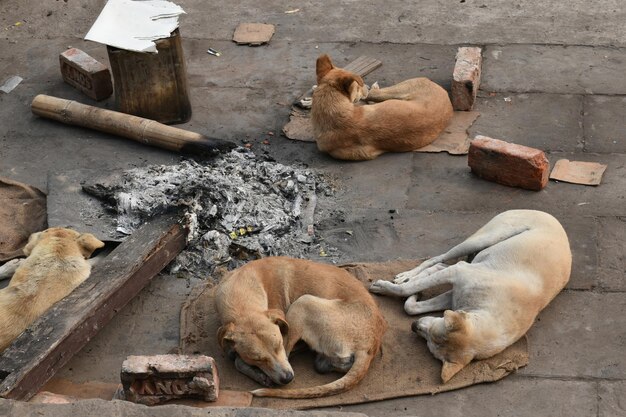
(468, 135), (550, 191)
(59, 48), (113, 101)
(451, 47), (482, 111)
(120, 354), (219, 405)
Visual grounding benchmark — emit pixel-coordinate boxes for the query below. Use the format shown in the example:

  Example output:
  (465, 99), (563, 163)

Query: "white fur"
(370, 210), (572, 381)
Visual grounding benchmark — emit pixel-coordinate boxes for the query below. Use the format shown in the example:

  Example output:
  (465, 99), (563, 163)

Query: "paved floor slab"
(181, 86), (291, 141)
(326, 152), (414, 210)
(597, 216), (626, 291)
(338, 376), (597, 417)
(57, 274), (200, 383)
(320, 209), (494, 264)
(583, 95), (626, 153)
(0, 38), (109, 86)
(322, 209), (598, 290)
(599, 381), (626, 417)
(2, 1), (625, 416)
(178, 0), (626, 46)
(521, 291), (626, 379)
(0, 399), (367, 417)
(184, 40), (456, 90)
(482, 45), (626, 94)
(0, 100), (176, 190)
(4, 1), (626, 46)
(469, 93), (584, 153)
(406, 152), (625, 217)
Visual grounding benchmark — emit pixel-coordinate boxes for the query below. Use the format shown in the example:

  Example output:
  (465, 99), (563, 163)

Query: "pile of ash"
(84, 149), (339, 280)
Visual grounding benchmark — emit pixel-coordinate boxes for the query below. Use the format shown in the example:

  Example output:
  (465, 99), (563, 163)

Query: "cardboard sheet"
(549, 159), (607, 186)
(415, 111), (480, 154)
(282, 109), (315, 142)
(180, 259), (528, 409)
(85, 0), (185, 53)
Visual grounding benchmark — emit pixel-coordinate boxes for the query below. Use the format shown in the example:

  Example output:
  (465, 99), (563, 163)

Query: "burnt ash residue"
(84, 149), (339, 280)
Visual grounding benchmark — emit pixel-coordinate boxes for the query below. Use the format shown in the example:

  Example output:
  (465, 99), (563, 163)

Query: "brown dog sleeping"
(311, 54), (453, 161)
(214, 256), (386, 398)
(0, 228), (104, 352)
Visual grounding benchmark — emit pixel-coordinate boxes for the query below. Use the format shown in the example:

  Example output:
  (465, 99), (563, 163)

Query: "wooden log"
(0, 213), (188, 401)
(31, 94), (234, 157)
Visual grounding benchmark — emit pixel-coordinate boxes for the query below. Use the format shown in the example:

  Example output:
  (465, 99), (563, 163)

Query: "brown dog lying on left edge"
(0, 228), (104, 352)
(312, 54), (453, 161)
(214, 256), (387, 398)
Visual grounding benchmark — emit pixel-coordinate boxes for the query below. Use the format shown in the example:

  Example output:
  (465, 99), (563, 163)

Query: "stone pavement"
(0, 1), (624, 416)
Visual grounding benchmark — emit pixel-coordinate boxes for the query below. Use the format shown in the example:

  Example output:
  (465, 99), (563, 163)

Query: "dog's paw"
(404, 294), (422, 315)
(393, 270), (415, 284)
(370, 81), (380, 90)
(0, 258), (23, 280)
(299, 97), (313, 109)
(369, 279), (393, 294)
(235, 357), (275, 387)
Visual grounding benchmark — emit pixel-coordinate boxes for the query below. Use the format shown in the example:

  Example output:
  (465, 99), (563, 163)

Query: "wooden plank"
(344, 56), (382, 75)
(293, 55), (383, 108)
(0, 212), (188, 401)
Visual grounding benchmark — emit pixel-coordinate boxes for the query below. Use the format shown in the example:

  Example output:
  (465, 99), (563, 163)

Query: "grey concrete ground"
(1, 1), (625, 416)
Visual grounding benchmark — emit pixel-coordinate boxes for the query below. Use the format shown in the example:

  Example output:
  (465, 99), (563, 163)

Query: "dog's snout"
(279, 370), (294, 385)
(411, 320), (420, 333)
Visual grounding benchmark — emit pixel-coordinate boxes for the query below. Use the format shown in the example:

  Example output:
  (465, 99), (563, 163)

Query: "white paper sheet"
(85, 0), (185, 53)
(0, 76), (23, 93)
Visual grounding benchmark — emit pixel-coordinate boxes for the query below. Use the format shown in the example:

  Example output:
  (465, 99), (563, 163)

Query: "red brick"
(120, 354), (219, 405)
(59, 48), (113, 101)
(451, 47), (482, 111)
(468, 135), (550, 191)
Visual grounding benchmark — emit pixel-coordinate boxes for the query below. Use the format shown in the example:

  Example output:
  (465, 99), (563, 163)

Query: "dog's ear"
(316, 54), (334, 84)
(443, 310), (467, 332)
(266, 309), (289, 335)
(23, 231), (43, 256)
(441, 360), (465, 383)
(337, 75), (364, 102)
(77, 233), (105, 259)
(217, 322), (236, 349)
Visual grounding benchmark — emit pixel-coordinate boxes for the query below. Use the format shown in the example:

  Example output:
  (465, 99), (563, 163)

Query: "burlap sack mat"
(180, 259), (528, 409)
(0, 177), (47, 262)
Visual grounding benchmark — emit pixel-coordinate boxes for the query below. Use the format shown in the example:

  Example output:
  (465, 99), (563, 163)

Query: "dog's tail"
(251, 350), (374, 399)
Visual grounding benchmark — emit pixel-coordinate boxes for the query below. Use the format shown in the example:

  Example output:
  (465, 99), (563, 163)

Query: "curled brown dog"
(214, 256), (386, 398)
(311, 54), (453, 161)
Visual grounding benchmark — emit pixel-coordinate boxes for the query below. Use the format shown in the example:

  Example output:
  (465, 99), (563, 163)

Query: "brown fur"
(0, 228), (104, 352)
(214, 256), (386, 398)
(311, 54), (453, 160)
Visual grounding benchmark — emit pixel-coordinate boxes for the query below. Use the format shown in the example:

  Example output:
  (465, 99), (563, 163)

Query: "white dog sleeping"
(370, 210), (571, 382)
